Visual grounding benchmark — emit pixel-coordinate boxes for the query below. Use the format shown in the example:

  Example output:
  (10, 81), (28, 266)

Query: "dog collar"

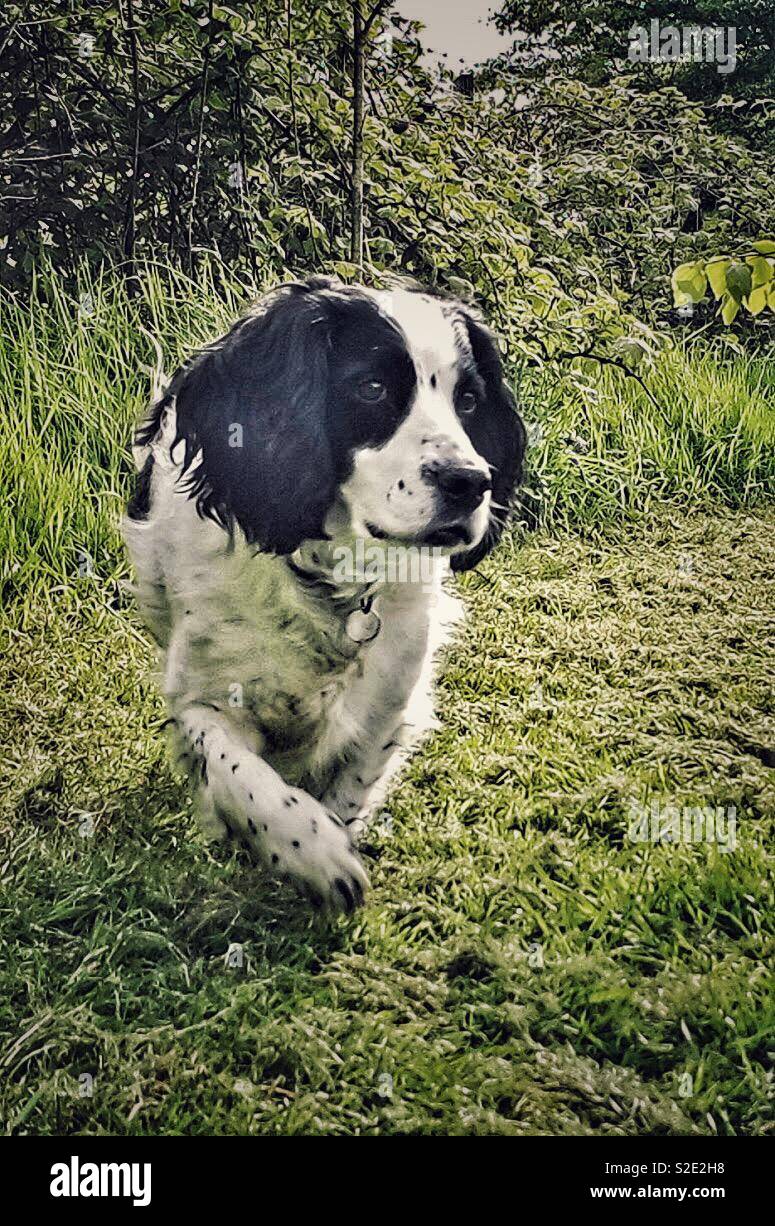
(286, 555), (382, 645)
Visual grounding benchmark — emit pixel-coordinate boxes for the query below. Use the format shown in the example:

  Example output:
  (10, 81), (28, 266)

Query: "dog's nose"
(422, 460), (491, 512)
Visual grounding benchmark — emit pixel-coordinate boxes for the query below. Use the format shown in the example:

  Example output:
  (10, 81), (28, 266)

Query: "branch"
(64, 56), (130, 118)
(122, 0), (142, 276)
(286, 0), (321, 264)
(362, 0), (392, 39)
(186, 0), (214, 268)
(559, 348), (665, 412)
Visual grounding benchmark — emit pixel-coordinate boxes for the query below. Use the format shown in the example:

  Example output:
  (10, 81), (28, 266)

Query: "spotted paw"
(264, 798), (369, 915)
(224, 788), (368, 915)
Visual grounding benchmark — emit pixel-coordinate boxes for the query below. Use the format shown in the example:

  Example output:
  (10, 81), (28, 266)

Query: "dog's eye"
(357, 379), (387, 404)
(459, 391), (478, 415)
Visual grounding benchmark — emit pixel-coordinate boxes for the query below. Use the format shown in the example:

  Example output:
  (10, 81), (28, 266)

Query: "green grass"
(0, 266), (773, 1135)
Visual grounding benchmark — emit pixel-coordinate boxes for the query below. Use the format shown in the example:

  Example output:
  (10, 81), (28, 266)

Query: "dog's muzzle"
(419, 455), (491, 546)
(422, 460), (491, 514)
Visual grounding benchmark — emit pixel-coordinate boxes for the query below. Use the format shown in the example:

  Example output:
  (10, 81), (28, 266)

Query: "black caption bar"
(0, 1138), (766, 1215)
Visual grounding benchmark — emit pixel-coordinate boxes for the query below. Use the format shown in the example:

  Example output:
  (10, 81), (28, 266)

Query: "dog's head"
(139, 277), (525, 571)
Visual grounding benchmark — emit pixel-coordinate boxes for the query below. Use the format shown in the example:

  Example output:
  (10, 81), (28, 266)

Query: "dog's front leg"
(320, 721), (417, 838)
(175, 704), (369, 914)
(319, 593), (439, 837)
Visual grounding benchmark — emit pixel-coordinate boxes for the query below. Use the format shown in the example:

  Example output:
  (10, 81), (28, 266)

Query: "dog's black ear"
(148, 283), (339, 553)
(451, 314), (526, 573)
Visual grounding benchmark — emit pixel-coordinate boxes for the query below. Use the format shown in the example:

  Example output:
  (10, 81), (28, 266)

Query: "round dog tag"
(345, 597), (381, 643)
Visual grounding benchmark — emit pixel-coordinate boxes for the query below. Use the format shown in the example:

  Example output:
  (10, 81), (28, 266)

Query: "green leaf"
(671, 261), (706, 306)
(720, 293), (740, 325)
(446, 275), (475, 299)
(751, 240), (775, 255)
(616, 337), (647, 366)
(725, 263), (752, 303)
(747, 285), (768, 316)
(706, 259), (732, 300)
(745, 255), (773, 289)
(330, 261), (359, 280)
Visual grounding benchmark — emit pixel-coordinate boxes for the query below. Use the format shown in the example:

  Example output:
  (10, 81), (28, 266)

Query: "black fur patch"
(127, 453), (154, 521)
(450, 314), (526, 572)
(135, 278), (415, 555)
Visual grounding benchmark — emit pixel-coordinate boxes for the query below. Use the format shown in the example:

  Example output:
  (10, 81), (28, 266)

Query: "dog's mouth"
(365, 521), (390, 540)
(365, 521), (471, 549)
(420, 524), (470, 547)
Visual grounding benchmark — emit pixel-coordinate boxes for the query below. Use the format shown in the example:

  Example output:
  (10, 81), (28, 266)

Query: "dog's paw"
(242, 791), (369, 915)
(188, 732), (370, 915)
(282, 810), (369, 914)
(193, 787), (230, 843)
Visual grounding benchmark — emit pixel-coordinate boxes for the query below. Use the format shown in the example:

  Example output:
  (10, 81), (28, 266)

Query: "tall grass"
(523, 347), (775, 529)
(1, 263), (772, 608)
(1, 262), (255, 605)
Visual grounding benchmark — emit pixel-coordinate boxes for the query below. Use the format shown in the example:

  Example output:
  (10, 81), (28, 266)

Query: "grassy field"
(0, 269), (773, 1135)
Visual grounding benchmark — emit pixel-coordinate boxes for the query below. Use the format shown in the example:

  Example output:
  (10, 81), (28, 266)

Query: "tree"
(2, 0), (771, 359)
(349, 0), (392, 267)
(493, 1), (775, 105)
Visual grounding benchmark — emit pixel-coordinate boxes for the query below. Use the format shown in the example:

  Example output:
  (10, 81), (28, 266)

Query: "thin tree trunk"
(350, 1), (390, 270)
(123, 0), (141, 290)
(350, 1), (365, 268)
(187, 0), (214, 272)
(286, 0), (320, 265)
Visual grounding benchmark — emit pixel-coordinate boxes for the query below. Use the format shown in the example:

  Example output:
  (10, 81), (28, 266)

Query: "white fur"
(341, 289), (491, 543)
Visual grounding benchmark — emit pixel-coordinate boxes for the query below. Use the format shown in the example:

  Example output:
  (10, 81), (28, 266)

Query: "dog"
(124, 277), (525, 914)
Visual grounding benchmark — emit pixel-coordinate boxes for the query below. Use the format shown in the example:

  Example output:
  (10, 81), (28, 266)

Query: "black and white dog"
(124, 277), (525, 914)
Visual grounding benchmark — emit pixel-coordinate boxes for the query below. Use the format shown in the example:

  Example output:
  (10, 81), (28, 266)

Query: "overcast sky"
(395, 0), (510, 68)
